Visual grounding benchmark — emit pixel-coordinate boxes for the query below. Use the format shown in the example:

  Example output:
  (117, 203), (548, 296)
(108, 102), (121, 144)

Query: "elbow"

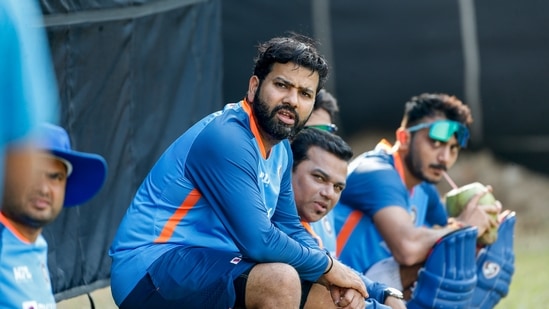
(391, 241), (425, 266)
(241, 246), (271, 261)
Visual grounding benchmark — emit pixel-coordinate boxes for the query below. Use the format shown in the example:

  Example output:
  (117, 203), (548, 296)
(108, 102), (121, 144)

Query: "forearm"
(390, 225), (453, 265)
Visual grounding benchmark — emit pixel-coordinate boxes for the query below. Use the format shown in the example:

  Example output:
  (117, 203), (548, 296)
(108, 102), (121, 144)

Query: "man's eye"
(48, 173), (65, 181)
(431, 140), (442, 148)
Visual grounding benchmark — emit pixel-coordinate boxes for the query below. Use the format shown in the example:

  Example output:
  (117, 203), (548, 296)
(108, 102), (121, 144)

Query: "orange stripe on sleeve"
(154, 188), (202, 243)
(336, 210), (363, 257)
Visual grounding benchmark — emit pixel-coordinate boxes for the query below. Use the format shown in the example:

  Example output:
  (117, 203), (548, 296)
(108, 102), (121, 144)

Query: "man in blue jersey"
(110, 33), (368, 309)
(291, 128), (406, 309)
(303, 89), (340, 254)
(1, 123), (107, 308)
(334, 93), (512, 306)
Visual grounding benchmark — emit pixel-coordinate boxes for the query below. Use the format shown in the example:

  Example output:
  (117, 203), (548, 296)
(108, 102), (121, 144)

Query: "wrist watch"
(383, 287), (404, 301)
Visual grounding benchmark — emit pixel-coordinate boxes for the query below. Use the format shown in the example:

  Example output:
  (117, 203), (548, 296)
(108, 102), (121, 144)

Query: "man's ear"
(396, 128), (410, 148)
(247, 76), (259, 102)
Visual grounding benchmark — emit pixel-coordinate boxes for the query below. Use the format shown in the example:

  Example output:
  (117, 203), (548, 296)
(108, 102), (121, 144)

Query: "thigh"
(303, 283), (335, 309)
(121, 247), (255, 309)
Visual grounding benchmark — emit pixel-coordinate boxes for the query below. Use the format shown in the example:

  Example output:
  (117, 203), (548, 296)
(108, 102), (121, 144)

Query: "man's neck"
(0, 211), (42, 243)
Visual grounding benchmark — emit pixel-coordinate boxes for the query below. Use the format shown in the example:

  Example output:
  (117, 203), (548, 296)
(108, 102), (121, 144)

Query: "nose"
(33, 172), (51, 196)
(437, 144), (453, 164)
(283, 88), (300, 109)
(319, 184), (335, 200)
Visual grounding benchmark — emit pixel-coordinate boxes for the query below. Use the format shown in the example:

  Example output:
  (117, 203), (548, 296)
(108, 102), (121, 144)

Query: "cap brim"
(51, 149), (107, 207)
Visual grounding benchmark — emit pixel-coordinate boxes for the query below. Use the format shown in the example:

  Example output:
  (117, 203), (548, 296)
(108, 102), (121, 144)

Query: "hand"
(329, 286), (366, 309)
(456, 187), (501, 236)
(320, 258), (368, 299)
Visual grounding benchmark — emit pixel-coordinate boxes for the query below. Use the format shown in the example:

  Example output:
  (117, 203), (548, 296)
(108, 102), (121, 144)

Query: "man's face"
(252, 62), (318, 140)
(2, 152), (67, 229)
(292, 146), (348, 223)
(403, 116), (461, 184)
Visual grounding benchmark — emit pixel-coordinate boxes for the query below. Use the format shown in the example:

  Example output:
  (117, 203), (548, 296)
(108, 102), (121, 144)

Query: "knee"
(245, 263), (302, 308)
(262, 262), (301, 290)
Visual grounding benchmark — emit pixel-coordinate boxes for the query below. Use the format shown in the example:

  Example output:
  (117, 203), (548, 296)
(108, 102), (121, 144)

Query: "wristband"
(323, 253), (334, 274)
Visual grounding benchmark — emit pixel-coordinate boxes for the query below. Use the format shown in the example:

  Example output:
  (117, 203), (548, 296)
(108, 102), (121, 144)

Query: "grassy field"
(496, 235), (549, 309)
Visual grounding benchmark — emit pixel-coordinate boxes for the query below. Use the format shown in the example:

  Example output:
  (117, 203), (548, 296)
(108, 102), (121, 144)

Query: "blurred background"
(34, 0), (548, 307)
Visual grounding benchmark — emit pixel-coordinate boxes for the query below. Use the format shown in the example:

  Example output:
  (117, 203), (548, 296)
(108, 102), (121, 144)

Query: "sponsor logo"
(482, 261), (501, 279)
(13, 266), (32, 281)
(230, 256), (242, 264)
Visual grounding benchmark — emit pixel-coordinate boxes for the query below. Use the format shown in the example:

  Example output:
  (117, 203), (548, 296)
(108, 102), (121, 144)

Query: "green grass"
(496, 239), (549, 308)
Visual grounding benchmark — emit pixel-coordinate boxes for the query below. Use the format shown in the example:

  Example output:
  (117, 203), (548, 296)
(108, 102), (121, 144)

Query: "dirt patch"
(347, 130), (549, 243)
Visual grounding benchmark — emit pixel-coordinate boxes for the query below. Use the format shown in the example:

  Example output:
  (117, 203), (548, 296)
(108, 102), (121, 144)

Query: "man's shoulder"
(348, 149), (398, 183)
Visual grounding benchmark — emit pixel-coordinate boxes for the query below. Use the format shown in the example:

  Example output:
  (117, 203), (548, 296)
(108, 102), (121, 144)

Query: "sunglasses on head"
(305, 124), (338, 133)
(407, 120), (470, 148)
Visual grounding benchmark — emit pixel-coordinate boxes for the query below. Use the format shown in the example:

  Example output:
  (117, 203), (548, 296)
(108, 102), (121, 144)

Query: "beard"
(403, 136), (443, 184)
(252, 88), (305, 140)
(0, 199), (52, 229)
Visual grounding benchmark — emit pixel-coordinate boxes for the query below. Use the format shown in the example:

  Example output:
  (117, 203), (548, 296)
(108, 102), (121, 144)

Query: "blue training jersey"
(0, 214), (56, 309)
(311, 211), (337, 256)
(109, 101), (328, 304)
(334, 140), (447, 273)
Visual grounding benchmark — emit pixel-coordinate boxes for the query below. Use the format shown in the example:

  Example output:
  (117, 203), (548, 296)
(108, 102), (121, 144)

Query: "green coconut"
(444, 182), (498, 245)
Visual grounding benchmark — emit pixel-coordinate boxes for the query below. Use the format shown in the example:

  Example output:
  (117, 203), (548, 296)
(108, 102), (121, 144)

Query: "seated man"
(334, 93), (513, 307)
(1, 123), (107, 308)
(291, 127), (406, 309)
(303, 88), (340, 255)
(110, 33), (367, 309)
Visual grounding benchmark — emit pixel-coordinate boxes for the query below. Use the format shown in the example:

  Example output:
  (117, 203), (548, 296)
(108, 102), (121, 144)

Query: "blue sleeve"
(365, 299), (392, 309)
(185, 123), (327, 281)
(341, 156), (408, 216)
(423, 183), (448, 226)
(361, 273), (388, 304)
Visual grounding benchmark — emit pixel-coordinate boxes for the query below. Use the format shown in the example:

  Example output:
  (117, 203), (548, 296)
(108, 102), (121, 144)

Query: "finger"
(461, 190), (488, 216)
(478, 203), (500, 215)
(495, 200), (503, 212)
(330, 286), (342, 304)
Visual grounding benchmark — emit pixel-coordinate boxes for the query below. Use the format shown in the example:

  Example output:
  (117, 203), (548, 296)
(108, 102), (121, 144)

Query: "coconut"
(444, 182), (498, 245)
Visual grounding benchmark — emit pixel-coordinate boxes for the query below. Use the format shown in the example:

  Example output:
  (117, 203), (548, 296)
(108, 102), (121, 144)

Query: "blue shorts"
(119, 246), (255, 309)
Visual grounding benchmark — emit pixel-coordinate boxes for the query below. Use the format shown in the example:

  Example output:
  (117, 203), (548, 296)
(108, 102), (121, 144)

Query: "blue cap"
(35, 123), (107, 207)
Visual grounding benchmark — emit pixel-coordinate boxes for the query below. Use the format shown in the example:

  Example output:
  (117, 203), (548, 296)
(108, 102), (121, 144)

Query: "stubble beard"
(404, 138), (439, 185)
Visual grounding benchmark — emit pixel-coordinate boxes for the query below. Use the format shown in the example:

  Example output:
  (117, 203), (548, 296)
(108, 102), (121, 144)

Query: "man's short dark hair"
(401, 93), (473, 128)
(313, 89), (339, 122)
(253, 33), (329, 93)
(291, 128), (353, 171)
